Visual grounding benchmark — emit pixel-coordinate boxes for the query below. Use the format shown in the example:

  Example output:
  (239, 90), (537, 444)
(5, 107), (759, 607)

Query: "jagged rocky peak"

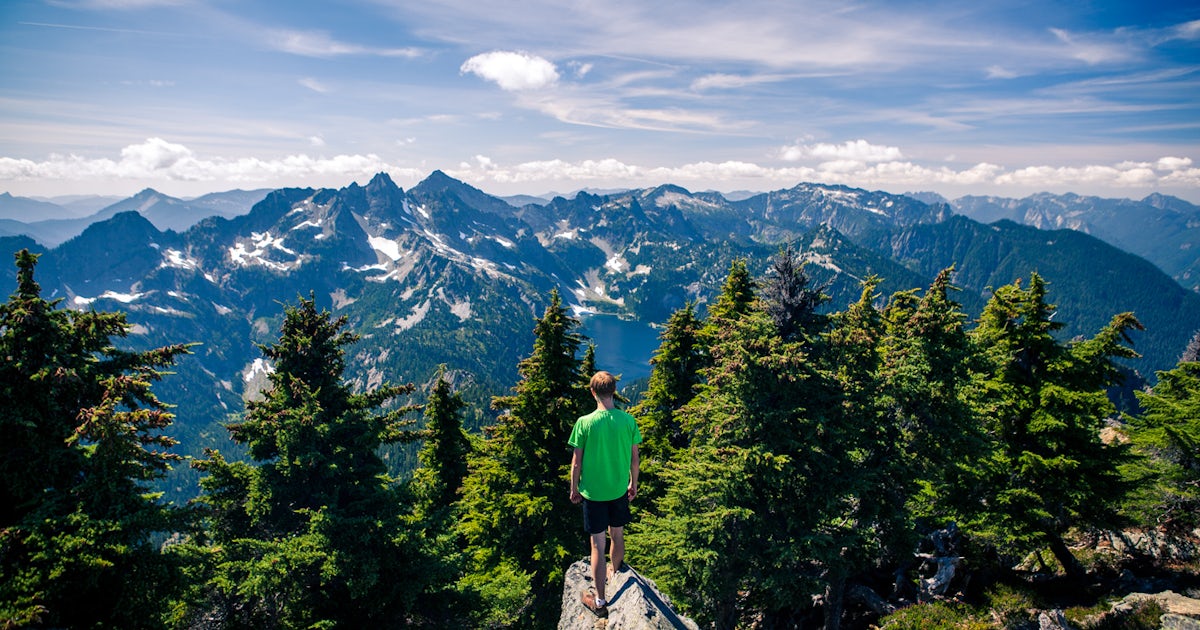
(366, 171), (401, 193)
(410, 170), (515, 216)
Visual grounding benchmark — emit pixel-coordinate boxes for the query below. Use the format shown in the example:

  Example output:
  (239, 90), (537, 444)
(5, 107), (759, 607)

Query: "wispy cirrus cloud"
(269, 29), (422, 58)
(298, 77), (329, 93)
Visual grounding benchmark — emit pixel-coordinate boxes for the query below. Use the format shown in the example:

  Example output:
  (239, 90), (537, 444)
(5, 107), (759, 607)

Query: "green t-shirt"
(568, 408), (642, 502)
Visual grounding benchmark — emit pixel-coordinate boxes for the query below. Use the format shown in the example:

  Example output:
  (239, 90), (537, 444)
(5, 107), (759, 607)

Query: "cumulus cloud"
(0, 138), (420, 184)
(440, 150), (1198, 195)
(780, 139), (904, 163)
(460, 51), (559, 91)
(2, 138), (1197, 199)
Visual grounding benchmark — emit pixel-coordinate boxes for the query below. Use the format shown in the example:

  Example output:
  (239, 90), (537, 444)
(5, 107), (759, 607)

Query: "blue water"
(577, 314), (660, 381)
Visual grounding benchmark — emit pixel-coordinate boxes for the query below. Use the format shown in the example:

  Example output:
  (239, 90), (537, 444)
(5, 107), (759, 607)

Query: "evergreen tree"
(412, 365), (472, 518)
(455, 289), (592, 628)
(630, 302), (702, 508)
(702, 258), (756, 330)
(1125, 358), (1200, 530)
(817, 279), (890, 630)
(967, 273), (1140, 577)
(635, 262), (848, 628)
(761, 245), (829, 342)
(0, 249), (190, 627)
(878, 268), (984, 524)
(191, 294), (446, 627)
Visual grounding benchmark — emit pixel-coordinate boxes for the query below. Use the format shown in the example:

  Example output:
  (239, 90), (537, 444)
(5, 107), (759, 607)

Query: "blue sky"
(2, 0), (1198, 202)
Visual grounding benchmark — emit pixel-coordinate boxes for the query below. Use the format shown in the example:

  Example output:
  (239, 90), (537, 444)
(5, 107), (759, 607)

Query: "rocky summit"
(559, 560), (698, 630)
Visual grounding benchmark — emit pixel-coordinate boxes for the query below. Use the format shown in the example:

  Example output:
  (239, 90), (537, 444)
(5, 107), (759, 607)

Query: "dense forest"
(2, 247), (1198, 629)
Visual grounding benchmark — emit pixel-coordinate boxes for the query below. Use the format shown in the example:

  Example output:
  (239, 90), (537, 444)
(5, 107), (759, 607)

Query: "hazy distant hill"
(0, 188), (269, 246)
(946, 192), (1200, 293)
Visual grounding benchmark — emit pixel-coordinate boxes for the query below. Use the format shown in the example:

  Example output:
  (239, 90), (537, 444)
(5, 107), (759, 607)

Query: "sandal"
(581, 589), (609, 618)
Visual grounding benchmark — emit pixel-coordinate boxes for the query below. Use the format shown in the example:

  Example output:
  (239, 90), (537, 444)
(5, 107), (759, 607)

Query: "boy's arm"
(570, 448), (583, 504)
(627, 444), (639, 500)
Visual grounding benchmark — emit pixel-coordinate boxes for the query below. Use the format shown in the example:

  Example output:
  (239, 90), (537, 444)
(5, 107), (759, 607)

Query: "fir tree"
(634, 264), (842, 628)
(630, 302), (702, 502)
(761, 244), (829, 342)
(455, 289), (592, 628)
(967, 273), (1140, 577)
(0, 249), (190, 627)
(702, 258), (756, 329)
(878, 268), (984, 523)
(1126, 358), (1200, 530)
(412, 365), (473, 518)
(191, 294), (446, 627)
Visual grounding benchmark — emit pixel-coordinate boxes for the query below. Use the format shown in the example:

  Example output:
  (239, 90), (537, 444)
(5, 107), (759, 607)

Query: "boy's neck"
(595, 396), (616, 411)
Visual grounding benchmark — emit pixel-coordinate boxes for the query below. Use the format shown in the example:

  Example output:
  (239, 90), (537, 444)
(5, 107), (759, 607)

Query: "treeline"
(1, 247), (1198, 629)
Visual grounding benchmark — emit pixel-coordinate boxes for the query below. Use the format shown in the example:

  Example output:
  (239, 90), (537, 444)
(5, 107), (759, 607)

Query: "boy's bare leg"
(609, 526), (625, 578)
(590, 531), (608, 601)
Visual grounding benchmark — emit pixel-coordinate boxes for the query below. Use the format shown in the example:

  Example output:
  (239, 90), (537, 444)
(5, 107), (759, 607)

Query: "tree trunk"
(823, 571), (846, 630)
(1046, 533), (1085, 579)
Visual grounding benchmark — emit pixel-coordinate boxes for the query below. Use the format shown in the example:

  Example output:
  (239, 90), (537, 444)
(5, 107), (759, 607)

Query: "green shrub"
(879, 602), (991, 630)
(1087, 599), (1166, 630)
(983, 583), (1041, 628)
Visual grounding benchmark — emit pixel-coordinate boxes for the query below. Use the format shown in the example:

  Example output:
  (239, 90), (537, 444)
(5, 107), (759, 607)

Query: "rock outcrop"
(558, 560), (700, 630)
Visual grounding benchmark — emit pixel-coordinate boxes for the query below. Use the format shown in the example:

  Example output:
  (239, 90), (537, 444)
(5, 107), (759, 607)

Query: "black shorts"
(581, 494), (631, 535)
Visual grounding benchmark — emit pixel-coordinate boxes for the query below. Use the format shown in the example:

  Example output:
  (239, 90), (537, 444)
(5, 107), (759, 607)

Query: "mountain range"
(2, 172), (1199, 497)
(912, 191), (1200, 293)
(0, 188), (271, 246)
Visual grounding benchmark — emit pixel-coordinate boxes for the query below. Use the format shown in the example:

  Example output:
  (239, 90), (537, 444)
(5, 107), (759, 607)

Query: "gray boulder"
(558, 560), (700, 630)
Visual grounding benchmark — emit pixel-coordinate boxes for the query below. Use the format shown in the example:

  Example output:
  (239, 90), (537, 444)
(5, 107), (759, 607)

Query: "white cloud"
(308, 136), (326, 147)
(460, 51), (560, 91)
(1049, 27), (1131, 65)
(0, 138), (422, 184)
(780, 139), (904, 163)
(568, 61), (593, 78)
(438, 150), (1198, 196)
(1, 139), (1196, 200)
(269, 29), (422, 58)
(690, 73), (788, 91)
(299, 77), (328, 93)
(1156, 156), (1193, 171)
(986, 65), (1019, 79)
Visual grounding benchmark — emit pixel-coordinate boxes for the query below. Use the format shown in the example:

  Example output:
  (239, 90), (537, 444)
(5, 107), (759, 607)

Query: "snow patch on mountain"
(605, 254), (629, 273)
(229, 231), (303, 271)
(243, 358), (274, 383)
(161, 248), (200, 270)
(74, 290), (145, 305)
(291, 219), (323, 231)
(369, 235), (403, 261)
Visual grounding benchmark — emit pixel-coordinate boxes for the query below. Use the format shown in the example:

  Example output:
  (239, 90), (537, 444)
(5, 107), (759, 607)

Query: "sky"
(2, 0), (1199, 204)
